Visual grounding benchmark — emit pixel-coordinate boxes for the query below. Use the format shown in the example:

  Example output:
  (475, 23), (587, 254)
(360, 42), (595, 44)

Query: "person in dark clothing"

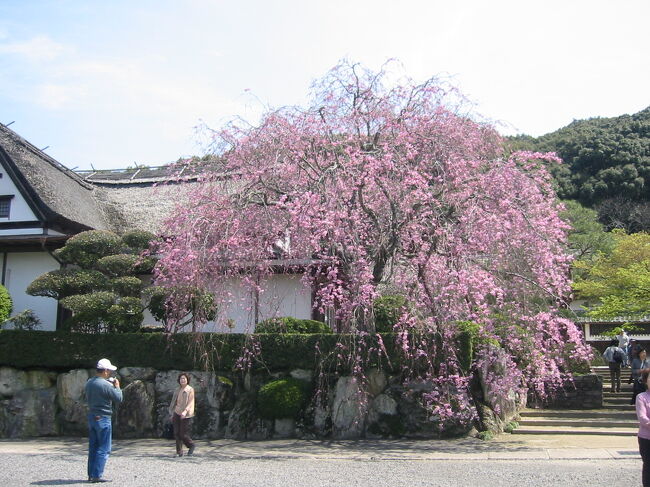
(632, 349), (650, 404)
(603, 339), (626, 393)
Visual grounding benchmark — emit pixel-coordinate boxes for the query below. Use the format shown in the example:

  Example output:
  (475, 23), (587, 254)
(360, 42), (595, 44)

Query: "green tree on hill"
(507, 107), (650, 231)
(572, 230), (650, 318)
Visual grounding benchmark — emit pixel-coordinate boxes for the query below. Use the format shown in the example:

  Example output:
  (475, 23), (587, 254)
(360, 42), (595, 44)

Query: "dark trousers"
(639, 436), (650, 487)
(609, 362), (621, 392)
(172, 413), (194, 454)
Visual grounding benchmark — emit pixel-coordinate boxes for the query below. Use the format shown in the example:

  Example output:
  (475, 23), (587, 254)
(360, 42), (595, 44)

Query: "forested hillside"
(508, 107), (650, 231)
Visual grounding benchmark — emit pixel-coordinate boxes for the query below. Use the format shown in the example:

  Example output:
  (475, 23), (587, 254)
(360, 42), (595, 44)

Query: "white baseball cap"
(96, 358), (117, 371)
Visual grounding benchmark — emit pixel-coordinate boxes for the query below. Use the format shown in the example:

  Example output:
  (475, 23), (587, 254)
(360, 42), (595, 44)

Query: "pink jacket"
(169, 385), (195, 419)
(636, 391), (650, 439)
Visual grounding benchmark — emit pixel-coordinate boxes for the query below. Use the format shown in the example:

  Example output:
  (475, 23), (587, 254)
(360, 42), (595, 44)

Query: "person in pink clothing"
(636, 369), (650, 486)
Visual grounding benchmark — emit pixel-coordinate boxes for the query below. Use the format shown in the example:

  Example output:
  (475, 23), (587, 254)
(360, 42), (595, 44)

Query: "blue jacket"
(85, 376), (123, 416)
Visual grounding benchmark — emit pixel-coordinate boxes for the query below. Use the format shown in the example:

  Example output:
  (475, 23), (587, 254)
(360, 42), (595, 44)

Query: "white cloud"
(0, 35), (67, 62)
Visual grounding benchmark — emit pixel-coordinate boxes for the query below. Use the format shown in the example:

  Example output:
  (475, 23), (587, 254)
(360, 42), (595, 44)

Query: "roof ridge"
(0, 123), (95, 190)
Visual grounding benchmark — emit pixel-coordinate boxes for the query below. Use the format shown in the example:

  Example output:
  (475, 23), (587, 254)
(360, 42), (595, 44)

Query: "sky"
(0, 0), (649, 170)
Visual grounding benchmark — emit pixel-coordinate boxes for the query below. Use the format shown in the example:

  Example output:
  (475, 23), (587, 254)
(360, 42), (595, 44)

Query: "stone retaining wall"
(0, 361), (524, 440)
(528, 374), (603, 409)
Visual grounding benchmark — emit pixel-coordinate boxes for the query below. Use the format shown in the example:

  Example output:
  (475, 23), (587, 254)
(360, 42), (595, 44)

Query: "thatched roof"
(0, 123), (228, 236)
(0, 123), (111, 233)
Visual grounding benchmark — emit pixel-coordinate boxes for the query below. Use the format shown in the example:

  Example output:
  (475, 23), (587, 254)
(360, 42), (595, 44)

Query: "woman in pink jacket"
(168, 373), (196, 457)
(636, 370), (650, 486)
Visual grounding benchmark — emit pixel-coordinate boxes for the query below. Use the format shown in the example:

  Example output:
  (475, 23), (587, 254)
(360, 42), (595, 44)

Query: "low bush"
(477, 430), (494, 441)
(257, 378), (309, 419)
(373, 295), (408, 333)
(0, 285), (12, 324)
(4, 310), (41, 331)
(255, 317), (331, 334)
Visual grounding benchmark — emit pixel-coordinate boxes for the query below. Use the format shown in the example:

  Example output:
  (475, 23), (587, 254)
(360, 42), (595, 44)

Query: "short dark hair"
(178, 372), (191, 385)
(610, 339), (619, 347)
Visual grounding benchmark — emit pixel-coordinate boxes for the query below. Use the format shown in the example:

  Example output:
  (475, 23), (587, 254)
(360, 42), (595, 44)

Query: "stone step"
(519, 409), (637, 420)
(603, 404), (636, 411)
(518, 418), (637, 428)
(603, 391), (632, 403)
(513, 426), (637, 436)
(604, 397), (634, 405)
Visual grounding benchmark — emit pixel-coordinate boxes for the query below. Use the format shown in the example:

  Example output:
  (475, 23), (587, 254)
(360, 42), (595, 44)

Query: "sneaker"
(188, 445), (195, 456)
(176, 452), (183, 457)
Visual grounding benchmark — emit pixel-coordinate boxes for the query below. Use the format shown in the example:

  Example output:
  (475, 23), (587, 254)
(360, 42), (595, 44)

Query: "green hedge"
(0, 329), (474, 373)
(255, 317), (332, 334)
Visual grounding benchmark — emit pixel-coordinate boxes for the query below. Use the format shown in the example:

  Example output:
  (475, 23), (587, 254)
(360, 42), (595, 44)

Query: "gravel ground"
(0, 450), (642, 487)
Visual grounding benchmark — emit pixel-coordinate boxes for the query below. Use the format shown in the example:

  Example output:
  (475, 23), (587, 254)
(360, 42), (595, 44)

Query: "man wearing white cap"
(85, 358), (123, 483)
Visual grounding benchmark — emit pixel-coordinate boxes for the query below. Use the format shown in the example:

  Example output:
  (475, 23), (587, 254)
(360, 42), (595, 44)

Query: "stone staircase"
(513, 365), (638, 436)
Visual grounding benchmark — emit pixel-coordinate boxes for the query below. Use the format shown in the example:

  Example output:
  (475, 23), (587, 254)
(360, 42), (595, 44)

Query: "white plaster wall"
(0, 165), (38, 222)
(2, 252), (60, 330)
(257, 274), (312, 324)
(202, 274), (312, 333)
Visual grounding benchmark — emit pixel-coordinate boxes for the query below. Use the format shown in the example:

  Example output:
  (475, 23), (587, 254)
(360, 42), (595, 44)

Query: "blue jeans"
(87, 414), (112, 479)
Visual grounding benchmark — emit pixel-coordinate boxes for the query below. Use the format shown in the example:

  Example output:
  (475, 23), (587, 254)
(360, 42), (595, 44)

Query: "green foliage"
(4, 310), (41, 331)
(144, 285), (217, 332)
(373, 295), (408, 333)
(107, 297), (144, 332)
(60, 292), (118, 333)
(27, 269), (107, 300)
(257, 378), (309, 419)
(255, 316), (331, 334)
(477, 430), (494, 441)
(55, 230), (124, 267)
(110, 276), (143, 296)
(27, 229), (161, 333)
(507, 107), (650, 231)
(573, 231), (650, 317)
(96, 254), (141, 277)
(0, 330), (473, 376)
(455, 321), (480, 372)
(560, 200), (614, 262)
(596, 324), (643, 338)
(121, 230), (157, 251)
(503, 421), (519, 433)
(0, 285), (12, 323)
(133, 256), (158, 274)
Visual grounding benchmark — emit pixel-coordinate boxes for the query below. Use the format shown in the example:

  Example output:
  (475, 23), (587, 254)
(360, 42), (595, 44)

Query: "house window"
(0, 196), (13, 218)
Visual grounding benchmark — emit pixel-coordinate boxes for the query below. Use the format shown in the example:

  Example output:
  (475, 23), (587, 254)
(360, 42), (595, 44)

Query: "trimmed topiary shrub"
(96, 254), (142, 277)
(26, 229), (166, 333)
(55, 230), (124, 268)
(121, 230), (157, 250)
(0, 284), (12, 324)
(257, 377), (309, 419)
(255, 317), (331, 334)
(27, 269), (107, 300)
